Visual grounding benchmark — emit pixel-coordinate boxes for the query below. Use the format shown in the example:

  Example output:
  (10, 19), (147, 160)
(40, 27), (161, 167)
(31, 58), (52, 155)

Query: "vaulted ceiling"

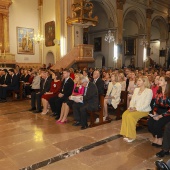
(153, 0), (170, 8)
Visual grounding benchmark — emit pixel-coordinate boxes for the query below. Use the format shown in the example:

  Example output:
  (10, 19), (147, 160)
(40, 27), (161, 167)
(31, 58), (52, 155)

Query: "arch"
(91, 0), (118, 28)
(151, 16), (168, 40)
(123, 6), (146, 32)
(101, 0), (118, 28)
(46, 51), (55, 66)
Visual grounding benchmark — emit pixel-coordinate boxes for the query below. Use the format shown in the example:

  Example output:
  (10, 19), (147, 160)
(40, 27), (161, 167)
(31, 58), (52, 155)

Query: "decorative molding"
(116, 0), (126, 10)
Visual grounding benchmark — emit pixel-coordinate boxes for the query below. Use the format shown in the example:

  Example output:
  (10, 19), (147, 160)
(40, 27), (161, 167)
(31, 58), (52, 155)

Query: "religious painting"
(45, 21), (55, 47)
(17, 27), (34, 54)
(124, 38), (136, 55)
(94, 37), (102, 52)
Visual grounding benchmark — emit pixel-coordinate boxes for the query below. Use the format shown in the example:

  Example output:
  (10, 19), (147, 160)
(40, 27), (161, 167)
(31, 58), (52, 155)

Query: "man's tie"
(84, 87), (87, 96)
(43, 78), (47, 89)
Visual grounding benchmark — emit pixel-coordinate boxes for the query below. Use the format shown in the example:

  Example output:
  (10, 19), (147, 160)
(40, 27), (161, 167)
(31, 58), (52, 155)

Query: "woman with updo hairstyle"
(120, 76), (153, 142)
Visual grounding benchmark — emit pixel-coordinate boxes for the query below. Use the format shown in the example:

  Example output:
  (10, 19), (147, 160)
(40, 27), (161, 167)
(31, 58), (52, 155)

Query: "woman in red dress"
(41, 72), (62, 114)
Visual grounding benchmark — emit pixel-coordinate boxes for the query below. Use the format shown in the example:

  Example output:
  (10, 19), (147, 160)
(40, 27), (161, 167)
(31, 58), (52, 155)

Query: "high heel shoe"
(59, 120), (68, 124)
(56, 120), (61, 124)
(41, 110), (49, 115)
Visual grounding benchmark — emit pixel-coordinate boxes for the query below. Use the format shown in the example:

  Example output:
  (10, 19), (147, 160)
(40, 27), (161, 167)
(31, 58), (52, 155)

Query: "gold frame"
(124, 38), (136, 56)
(17, 27), (34, 55)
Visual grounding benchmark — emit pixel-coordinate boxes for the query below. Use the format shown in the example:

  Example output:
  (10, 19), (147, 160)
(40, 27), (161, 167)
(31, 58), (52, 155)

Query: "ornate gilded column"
(116, 0), (126, 68)
(0, 0), (12, 53)
(3, 14), (9, 52)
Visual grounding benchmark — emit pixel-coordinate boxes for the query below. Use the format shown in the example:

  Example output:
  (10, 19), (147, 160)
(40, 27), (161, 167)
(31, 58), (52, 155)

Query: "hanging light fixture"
(33, 32), (44, 44)
(105, 30), (115, 43)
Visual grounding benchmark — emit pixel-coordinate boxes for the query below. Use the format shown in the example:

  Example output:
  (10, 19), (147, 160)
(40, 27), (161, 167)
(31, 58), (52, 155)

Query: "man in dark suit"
(0, 69), (3, 85)
(0, 69), (11, 86)
(92, 70), (104, 95)
(49, 68), (74, 119)
(0, 69), (19, 102)
(72, 76), (99, 130)
(29, 69), (52, 113)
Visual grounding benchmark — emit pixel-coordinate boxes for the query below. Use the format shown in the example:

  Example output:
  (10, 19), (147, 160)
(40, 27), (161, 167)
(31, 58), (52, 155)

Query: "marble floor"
(0, 100), (169, 170)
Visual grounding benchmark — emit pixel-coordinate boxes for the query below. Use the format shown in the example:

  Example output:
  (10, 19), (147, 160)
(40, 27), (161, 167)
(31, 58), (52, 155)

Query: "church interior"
(0, 0), (170, 169)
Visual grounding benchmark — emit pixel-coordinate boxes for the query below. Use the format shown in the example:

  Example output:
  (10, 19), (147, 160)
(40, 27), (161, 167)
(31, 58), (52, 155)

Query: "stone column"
(55, 0), (61, 60)
(146, 8), (153, 46)
(38, 0), (43, 64)
(3, 14), (9, 53)
(145, 8), (153, 67)
(116, 0), (126, 68)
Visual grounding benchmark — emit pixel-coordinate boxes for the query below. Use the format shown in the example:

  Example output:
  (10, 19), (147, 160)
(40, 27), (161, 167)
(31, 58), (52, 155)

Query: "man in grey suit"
(72, 76), (99, 130)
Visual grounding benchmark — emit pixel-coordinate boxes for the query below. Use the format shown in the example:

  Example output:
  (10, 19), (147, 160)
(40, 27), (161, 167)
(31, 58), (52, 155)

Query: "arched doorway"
(46, 52), (55, 66)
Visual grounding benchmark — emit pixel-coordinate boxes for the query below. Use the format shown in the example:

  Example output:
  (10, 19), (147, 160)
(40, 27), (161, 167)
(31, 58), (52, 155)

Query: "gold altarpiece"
(0, 0), (15, 67)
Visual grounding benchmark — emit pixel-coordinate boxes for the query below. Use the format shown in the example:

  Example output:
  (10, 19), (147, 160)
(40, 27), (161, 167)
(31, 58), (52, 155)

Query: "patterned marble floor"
(0, 100), (169, 170)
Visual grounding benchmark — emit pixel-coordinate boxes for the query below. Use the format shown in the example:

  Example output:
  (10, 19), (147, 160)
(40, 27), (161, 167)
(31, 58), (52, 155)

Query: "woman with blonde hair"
(120, 76), (153, 142)
(69, 68), (75, 80)
(103, 73), (121, 119)
(57, 73), (84, 124)
(118, 72), (126, 91)
(127, 71), (137, 108)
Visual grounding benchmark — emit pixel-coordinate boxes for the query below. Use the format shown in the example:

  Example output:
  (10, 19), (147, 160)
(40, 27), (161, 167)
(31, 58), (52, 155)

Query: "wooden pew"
(88, 94), (111, 127)
(12, 81), (24, 100)
(137, 116), (149, 127)
(115, 91), (128, 120)
(108, 91), (128, 120)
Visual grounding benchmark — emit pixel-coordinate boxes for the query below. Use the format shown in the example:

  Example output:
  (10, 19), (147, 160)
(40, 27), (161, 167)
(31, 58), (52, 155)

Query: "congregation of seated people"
(1, 64), (170, 159)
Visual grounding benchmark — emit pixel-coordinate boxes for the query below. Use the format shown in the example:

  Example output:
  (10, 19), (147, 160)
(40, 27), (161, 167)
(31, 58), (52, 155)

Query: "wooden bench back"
(120, 91), (128, 107)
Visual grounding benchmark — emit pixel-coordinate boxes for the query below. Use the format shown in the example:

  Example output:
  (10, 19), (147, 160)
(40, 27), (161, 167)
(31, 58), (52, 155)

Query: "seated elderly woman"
(103, 73), (121, 120)
(56, 73), (84, 124)
(41, 71), (61, 115)
(120, 76), (153, 142)
(148, 76), (170, 147)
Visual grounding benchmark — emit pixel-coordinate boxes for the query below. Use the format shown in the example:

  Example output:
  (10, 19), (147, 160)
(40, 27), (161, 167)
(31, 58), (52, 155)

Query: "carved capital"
(2, 14), (8, 20)
(38, 0), (43, 6)
(116, 0), (126, 10)
(146, 9), (154, 19)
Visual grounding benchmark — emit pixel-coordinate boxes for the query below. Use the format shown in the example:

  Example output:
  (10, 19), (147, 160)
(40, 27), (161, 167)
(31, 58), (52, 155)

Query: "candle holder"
(4, 55), (6, 68)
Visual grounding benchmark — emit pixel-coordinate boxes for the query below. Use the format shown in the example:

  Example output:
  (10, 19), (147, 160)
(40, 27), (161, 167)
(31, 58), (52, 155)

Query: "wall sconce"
(53, 39), (60, 45)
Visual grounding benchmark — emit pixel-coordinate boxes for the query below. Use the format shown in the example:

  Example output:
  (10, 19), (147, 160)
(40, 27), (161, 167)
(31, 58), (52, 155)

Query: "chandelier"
(140, 35), (148, 47)
(105, 30), (115, 43)
(33, 32), (44, 43)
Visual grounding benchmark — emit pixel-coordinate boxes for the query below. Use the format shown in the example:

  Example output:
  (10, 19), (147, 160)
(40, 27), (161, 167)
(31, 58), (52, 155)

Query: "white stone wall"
(9, 0), (39, 63)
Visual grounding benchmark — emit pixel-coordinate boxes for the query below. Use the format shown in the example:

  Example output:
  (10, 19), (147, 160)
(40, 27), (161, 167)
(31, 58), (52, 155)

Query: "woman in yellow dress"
(120, 76), (153, 142)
